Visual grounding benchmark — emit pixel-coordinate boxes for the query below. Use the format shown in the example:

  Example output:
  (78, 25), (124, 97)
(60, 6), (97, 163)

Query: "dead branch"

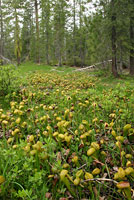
(82, 178), (118, 184)
(75, 60), (112, 71)
(0, 55), (17, 68)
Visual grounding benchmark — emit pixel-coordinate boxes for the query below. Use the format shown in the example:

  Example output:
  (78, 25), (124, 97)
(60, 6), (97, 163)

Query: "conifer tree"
(111, 0), (118, 77)
(40, 0), (51, 64)
(53, 0), (68, 66)
(0, 0), (4, 64)
(34, 0), (40, 64)
(129, 0), (134, 75)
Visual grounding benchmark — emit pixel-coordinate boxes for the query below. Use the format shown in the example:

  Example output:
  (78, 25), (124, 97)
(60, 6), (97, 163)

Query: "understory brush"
(0, 65), (24, 109)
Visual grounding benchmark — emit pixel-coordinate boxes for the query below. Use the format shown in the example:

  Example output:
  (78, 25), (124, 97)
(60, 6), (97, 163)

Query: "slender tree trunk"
(119, 42), (123, 73)
(58, 41), (62, 67)
(58, 5), (62, 67)
(46, 29), (49, 65)
(73, 0), (76, 66)
(0, 0), (4, 65)
(79, 0), (83, 67)
(82, 37), (86, 66)
(45, 0), (50, 65)
(17, 50), (20, 65)
(111, 0), (118, 77)
(130, 2), (134, 75)
(35, 0), (40, 64)
(15, 7), (21, 66)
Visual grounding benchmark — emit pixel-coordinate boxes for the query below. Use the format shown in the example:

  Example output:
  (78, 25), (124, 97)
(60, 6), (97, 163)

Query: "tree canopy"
(0, 0), (134, 75)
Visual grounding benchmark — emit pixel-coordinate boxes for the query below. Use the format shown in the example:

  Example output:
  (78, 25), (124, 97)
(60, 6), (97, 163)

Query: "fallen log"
(75, 60), (112, 71)
(0, 55), (17, 68)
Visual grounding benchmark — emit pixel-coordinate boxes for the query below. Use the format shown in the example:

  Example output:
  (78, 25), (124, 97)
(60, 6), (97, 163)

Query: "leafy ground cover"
(0, 64), (134, 200)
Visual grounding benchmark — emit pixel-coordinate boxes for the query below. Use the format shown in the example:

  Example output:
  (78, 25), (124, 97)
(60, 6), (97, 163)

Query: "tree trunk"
(15, 7), (21, 66)
(111, 0), (118, 77)
(130, 2), (134, 75)
(119, 42), (123, 73)
(45, 1), (50, 66)
(35, 0), (40, 64)
(73, 0), (76, 66)
(45, 0), (50, 65)
(0, 0), (4, 65)
(58, 42), (62, 67)
(17, 51), (20, 66)
(46, 29), (49, 65)
(79, 0), (83, 67)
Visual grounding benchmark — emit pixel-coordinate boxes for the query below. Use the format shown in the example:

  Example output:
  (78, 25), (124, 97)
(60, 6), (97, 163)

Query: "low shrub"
(0, 65), (20, 96)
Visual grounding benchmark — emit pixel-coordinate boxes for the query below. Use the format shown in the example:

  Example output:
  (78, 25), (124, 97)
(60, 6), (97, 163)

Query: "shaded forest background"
(0, 0), (134, 76)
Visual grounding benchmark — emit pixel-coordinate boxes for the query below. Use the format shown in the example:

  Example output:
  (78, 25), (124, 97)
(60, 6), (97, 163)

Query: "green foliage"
(14, 37), (22, 58)
(0, 141), (48, 200)
(0, 65), (21, 97)
(1, 0), (134, 74)
(0, 64), (133, 199)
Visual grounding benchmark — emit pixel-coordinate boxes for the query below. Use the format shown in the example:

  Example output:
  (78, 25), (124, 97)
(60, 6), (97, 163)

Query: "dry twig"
(82, 178), (118, 184)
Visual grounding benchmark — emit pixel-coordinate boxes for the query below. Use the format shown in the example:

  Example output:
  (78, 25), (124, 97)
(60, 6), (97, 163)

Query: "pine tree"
(53, 0), (68, 66)
(14, 6), (22, 65)
(21, 1), (33, 61)
(40, 0), (51, 64)
(0, 0), (4, 64)
(34, 0), (40, 64)
(111, 0), (118, 77)
(129, 0), (134, 75)
(73, 0), (76, 66)
(2, 0), (24, 65)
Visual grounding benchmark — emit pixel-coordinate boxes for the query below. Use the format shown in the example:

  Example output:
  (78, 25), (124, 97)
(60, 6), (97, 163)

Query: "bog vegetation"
(0, 0), (134, 199)
(0, 64), (134, 200)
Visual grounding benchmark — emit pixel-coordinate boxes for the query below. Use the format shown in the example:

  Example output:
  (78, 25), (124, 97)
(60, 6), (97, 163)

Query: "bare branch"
(82, 178), (118, 184)
(75, 60), (112, 71)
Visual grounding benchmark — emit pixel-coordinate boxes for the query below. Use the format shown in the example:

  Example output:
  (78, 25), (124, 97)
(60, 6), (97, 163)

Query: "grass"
(0, 63), (134, 200)
(18, 62), (75, 75)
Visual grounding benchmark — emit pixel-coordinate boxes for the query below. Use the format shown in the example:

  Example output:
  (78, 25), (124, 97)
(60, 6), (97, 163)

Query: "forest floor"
(0, 63), (134, 200)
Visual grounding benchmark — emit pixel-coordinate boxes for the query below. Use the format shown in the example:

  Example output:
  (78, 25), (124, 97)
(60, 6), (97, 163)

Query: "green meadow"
(0, 63), (134, 200)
